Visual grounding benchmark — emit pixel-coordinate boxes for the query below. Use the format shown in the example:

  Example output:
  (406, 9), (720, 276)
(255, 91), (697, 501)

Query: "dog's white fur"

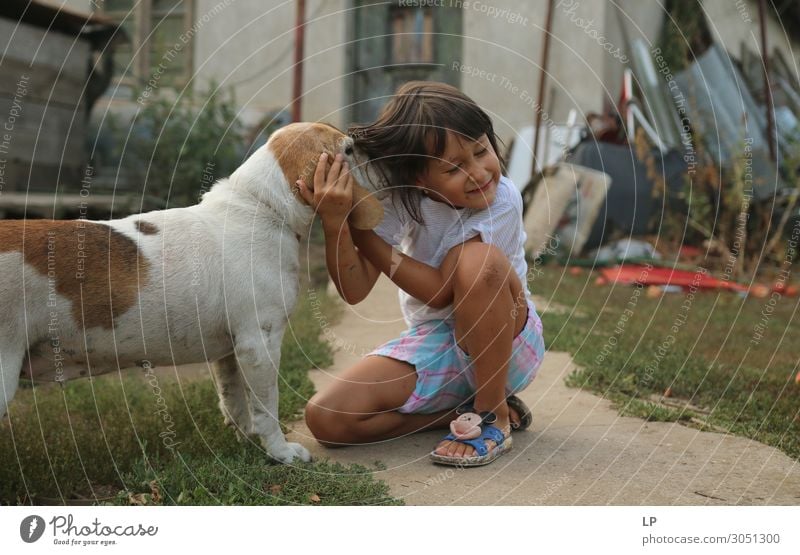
(0, 122), (381, 463)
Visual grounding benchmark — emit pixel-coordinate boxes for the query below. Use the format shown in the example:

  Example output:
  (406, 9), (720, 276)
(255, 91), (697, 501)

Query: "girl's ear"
(415, 175), (429, 196)
(415, 166), (428, 186)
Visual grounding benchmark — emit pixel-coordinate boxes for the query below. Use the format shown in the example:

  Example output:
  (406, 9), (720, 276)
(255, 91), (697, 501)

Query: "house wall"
(72, 1), (800, 151)
(58, 0), (93, 11)
(192, 0), (348, 128)
(59, 1), (661, 153)
(193, 1), (610, 141)
(703, 0), (800, 67)
(457, 0), (606, 142)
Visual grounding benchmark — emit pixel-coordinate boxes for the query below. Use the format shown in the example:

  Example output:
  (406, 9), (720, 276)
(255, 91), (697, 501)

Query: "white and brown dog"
(0, 122), (383, 464)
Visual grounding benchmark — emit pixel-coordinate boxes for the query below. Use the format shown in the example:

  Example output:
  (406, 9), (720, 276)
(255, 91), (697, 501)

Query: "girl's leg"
(434, 242), (528, 459)
(305, 355), (457, 446)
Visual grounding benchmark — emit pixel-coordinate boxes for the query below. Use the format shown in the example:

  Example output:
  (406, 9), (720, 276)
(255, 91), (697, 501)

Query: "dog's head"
(265, 122), (384, 230)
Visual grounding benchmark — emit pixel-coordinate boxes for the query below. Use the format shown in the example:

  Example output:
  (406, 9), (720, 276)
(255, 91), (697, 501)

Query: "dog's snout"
(340, 136), (355, 156)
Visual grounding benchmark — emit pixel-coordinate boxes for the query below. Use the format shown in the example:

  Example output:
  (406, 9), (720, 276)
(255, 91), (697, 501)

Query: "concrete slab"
(286, 275), (800, 505)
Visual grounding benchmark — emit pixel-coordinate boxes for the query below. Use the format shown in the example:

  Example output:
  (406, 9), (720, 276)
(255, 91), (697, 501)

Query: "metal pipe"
(758, 0), (776, 162)
(531, 0), (555, 180)
(292, 0), (306, 122)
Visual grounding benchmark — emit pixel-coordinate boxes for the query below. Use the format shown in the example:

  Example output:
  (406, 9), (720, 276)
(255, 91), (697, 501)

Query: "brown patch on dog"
(267, 122), (384, 229)
(0, 220), (148, 329)
(267, 122), (346, 189)
(134, 220), (159, 235)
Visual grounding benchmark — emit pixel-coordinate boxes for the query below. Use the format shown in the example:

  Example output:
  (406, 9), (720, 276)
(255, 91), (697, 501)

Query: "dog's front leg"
(234, 324), (311, 463)
(211, 353), (251, 441)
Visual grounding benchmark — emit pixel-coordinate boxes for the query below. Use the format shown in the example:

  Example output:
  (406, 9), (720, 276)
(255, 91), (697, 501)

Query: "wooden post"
(531, 0), (555, 181)
(758, 0), (776, 162)
(292, 0), (306, 122)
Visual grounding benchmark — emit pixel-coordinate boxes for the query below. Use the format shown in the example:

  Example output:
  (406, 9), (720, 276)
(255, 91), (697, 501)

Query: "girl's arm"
(321, 219), (381, 304)
(297, 152), (475, 308)
(296, 153), (381, 305)
(351, 229), (480, 309)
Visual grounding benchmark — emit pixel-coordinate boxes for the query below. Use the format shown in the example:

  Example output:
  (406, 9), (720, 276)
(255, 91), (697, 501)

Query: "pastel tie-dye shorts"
(367, 301), (545, 414)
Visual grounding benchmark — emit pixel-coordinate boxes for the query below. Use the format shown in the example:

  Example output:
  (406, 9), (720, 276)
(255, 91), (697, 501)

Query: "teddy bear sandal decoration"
(429, 411), (513, 467)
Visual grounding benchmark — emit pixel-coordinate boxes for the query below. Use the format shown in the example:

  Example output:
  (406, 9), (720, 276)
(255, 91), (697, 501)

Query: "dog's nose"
(342, 136), (354, 156)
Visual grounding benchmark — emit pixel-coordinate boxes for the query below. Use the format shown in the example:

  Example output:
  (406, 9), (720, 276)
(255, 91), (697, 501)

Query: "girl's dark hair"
(348, 81), (504, 224)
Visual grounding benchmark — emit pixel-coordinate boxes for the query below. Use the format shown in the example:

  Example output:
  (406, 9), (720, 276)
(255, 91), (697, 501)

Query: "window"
(389, 6), (434, 65)
(100, 0), (194, 90)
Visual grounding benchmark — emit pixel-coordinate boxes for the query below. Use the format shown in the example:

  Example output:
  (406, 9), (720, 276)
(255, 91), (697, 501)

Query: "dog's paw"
(270, 442), (311, 464)
(289, 442), (312, 462)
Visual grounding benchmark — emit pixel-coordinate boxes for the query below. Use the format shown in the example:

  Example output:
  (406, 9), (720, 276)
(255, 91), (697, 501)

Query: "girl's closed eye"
(445, 147), (488, 174)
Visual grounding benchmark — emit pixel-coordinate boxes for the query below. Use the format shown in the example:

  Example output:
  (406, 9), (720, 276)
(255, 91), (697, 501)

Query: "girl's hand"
(296, 152), (353, 227)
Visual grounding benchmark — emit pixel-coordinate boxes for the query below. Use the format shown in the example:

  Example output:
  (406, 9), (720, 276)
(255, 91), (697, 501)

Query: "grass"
(0, 290), (400, 506)
(531, 264), (800, 460)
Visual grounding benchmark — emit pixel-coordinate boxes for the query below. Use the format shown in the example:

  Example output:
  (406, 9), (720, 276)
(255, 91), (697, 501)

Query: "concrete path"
(287, 275), (800, 505)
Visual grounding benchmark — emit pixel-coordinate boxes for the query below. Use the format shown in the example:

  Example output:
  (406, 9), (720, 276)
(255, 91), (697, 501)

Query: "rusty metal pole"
(292, 0), (306, 122)
(758, 0), (776, 162)
(531, 0), (555, 181)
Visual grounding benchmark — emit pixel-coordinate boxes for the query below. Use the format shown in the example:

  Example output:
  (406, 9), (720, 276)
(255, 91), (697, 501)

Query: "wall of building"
(703, 0), (800, 65)
(454, 0), (606, 143)
(191, 0), (348, 128)
(193, 0), (611, 142)
(64, 1), (800, 152)
(57, 0), (93, 12)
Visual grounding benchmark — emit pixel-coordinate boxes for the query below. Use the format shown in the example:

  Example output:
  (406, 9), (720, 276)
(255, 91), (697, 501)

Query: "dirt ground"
(285, 276), (800, 505)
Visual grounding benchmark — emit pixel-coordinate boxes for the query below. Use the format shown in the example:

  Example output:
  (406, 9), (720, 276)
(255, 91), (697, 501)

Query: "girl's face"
(416, 132), (501, 210)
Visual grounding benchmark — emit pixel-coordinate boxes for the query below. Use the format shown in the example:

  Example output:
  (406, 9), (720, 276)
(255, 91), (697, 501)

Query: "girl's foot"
(456, 395), (531, 429)
(433, 403), (518, 459)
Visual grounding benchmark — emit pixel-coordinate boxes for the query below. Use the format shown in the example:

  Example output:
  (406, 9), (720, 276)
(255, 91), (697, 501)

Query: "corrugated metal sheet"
(674, 44), (779, 200)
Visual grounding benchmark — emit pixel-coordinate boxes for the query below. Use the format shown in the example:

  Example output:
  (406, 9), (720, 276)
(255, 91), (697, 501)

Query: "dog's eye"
(344, 146), (354, 155)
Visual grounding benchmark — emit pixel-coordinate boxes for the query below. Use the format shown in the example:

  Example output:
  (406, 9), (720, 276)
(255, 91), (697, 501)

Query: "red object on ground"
(599, 265), (751, 293)
(679, 245), (702, 259)
(772, 281), (799, 297)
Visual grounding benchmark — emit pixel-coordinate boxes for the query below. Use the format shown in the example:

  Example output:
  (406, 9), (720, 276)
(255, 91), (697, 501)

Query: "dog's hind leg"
(234, 322), (311, 464)
(0, 346), (24, 418)
(211, 353), (251, 441)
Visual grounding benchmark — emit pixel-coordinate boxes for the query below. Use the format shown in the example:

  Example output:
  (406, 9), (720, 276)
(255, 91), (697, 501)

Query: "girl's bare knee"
(305, 394), (352, 446)
(454, 242), (514, 292)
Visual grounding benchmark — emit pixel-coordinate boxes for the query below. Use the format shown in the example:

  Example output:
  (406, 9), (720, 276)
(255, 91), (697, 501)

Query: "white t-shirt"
(372, 175), (533, 328)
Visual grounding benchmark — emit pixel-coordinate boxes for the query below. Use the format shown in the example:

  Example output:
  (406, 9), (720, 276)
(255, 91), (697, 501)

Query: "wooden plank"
(0, 160), (82, 194)
(0, 99), (86, 166)
(0, 18), (88, 75)
(0, 57), (86, 109)
(0, 192), (166, 219)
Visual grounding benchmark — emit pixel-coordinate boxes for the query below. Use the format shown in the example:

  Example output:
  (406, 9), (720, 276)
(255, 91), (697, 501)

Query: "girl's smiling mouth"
(468, 179), (494, 195)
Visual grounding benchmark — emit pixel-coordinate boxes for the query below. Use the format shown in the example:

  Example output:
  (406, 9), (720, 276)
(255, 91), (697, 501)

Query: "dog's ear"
(269, 123), (383, 229)
(296, 152), (382, 229)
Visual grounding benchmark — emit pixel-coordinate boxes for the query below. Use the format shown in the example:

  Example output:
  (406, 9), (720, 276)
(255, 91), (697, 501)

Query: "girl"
(297, 81), (544, 467)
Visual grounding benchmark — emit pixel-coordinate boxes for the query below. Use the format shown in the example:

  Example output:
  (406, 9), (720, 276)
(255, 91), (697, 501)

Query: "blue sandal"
(430, 412), (513, 467)
(456, 394), (533, 431)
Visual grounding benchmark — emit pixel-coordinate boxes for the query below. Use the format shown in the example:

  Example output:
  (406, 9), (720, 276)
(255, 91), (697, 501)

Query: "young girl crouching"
(297, 81), (544, 467)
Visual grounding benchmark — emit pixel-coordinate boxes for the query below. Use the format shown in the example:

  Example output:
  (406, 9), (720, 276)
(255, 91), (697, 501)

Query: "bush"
(131, 84), (245, 207)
